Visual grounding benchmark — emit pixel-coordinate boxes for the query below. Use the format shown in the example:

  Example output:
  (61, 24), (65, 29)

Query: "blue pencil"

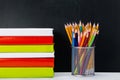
(72, 28), (75, 75)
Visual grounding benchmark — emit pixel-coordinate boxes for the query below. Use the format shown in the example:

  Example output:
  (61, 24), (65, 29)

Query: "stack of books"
(0, 28), (54, 78)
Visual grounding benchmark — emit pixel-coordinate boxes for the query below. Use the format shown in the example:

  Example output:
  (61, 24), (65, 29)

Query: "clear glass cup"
(72, 47), (95, 76)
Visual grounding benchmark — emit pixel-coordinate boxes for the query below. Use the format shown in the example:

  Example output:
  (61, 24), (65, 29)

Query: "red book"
(0, 36), (53, 45)
(0, 58), (54, 67)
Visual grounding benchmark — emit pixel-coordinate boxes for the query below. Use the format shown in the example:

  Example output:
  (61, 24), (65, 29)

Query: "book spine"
(0, 45), (54, 52)
(0, 58), (54, 67)
(0, 67), (54, 78)
(0, 36), (53, 44)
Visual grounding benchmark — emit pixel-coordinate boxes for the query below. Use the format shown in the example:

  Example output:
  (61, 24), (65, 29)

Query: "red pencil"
(85, 31), (90, 47)
(83, 33), (88, 47)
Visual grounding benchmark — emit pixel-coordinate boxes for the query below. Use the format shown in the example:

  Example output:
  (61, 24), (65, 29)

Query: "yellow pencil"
(96, 23), (99, 30)
(65, 25), (72, 44)
(88, 23), (96, 45)
(69, 24), (72, 36)
(67, 24), (72, 42)
(87, 49), (94, 70)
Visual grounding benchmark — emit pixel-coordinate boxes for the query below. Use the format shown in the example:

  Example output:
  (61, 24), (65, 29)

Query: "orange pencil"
(80, 32), (87, 47)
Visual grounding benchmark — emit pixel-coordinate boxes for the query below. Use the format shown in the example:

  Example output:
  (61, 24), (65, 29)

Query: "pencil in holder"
(72, 47), (95, 76)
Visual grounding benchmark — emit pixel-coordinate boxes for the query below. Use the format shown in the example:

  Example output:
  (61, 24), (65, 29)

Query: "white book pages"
(0, 28), (53, 36)
(0, 53), (54, 58)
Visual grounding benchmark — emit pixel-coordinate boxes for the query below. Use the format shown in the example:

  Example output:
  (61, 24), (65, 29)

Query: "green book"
(0, 67), (54, 78)
(0, 45), (54, 52)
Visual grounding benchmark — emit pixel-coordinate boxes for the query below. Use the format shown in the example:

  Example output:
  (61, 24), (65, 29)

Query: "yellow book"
(0, 45), (54, 52)
(0, 67), (54, 78)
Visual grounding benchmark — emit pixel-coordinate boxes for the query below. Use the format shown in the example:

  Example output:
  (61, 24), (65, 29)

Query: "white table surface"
(0, 72), (120, 80)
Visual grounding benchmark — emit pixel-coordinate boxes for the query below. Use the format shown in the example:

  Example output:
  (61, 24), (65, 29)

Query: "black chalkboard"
(0, 0), (119, 72)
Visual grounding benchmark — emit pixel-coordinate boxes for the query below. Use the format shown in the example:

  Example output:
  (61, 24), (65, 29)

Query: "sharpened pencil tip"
(93, 23), (96, 28)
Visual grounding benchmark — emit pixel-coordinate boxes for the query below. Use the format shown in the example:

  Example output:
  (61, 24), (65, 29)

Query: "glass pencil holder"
(72, 47), (95, 76)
